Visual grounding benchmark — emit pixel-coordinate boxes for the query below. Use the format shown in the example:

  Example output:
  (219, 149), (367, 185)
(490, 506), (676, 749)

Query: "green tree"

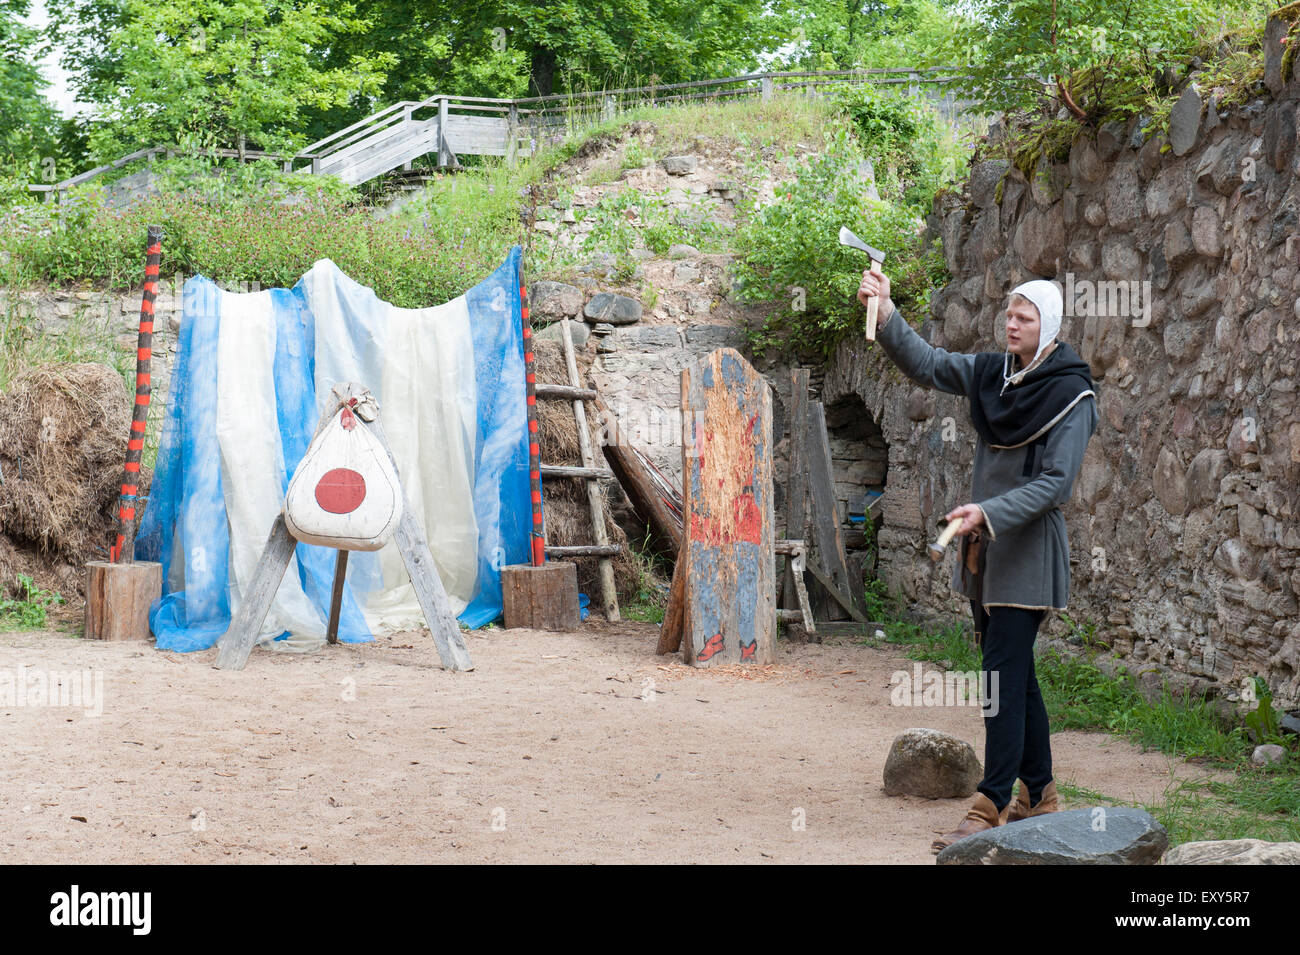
(777, 1), (969, 71)
(1, 0), (61, 168)
(953, 0), (1223, 121)
(84, 0), (392, 160)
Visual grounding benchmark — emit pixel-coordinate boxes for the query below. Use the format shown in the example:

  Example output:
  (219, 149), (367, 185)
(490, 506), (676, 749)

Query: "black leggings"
(971, 600), (1052, 812)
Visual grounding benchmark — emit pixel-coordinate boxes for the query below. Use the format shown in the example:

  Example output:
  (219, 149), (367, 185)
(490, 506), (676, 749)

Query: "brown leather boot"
(930, 793), (1008, 855)
(1004, 779), (1059, 823)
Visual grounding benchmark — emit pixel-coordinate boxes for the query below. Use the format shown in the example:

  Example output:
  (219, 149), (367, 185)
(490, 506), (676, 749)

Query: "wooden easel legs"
(214, 515), (299, 670)
(214, 510), (473, 672)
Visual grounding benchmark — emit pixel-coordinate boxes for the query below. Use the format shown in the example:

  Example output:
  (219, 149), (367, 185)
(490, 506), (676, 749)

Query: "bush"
(730, 122), (946, 358)
(0, 154), (528, 305)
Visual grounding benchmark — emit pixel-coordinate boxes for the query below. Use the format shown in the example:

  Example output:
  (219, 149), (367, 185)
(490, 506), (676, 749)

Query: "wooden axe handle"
(864, 260), (882, 341)
(928, 516), (963, 562)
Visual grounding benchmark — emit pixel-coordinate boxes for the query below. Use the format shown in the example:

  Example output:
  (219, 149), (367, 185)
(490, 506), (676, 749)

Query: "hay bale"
(531, 337), (645, 604)
(0, 363), (134, 597)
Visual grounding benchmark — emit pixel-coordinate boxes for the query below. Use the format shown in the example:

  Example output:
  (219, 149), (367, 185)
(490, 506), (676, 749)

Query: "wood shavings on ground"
(645, 661), (822, 684)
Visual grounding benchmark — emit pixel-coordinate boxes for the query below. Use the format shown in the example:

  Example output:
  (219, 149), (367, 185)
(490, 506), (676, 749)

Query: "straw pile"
(0, 363), (135, 598)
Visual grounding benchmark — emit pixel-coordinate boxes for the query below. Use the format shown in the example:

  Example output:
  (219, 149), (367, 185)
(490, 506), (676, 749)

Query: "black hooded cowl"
(966, 341), (1097, 449)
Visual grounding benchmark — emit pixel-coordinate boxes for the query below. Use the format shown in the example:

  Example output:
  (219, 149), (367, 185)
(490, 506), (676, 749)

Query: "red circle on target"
(315, 468), (367, 514)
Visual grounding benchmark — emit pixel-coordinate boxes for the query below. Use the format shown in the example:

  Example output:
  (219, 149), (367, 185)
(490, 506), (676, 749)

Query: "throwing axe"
(839, 226), (887, 340)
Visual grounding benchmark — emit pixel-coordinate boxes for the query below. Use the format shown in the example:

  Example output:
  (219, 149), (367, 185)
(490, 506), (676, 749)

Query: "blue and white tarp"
(136, 246), (532, 652)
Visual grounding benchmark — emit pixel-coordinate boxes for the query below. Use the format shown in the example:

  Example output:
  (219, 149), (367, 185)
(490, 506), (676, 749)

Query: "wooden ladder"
(534, 319), (621, 621)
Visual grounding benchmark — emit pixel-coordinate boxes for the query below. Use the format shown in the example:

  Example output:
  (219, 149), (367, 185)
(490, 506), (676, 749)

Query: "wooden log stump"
(501, 562), (580, 631)
(84, 561), (161, 641)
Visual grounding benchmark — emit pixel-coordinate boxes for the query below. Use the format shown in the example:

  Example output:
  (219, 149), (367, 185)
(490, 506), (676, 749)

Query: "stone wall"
(1, 281), (184, 401)
(823, 30), (1300, 706)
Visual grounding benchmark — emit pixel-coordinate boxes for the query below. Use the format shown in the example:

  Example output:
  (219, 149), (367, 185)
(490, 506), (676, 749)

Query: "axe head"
(839, 226), (886, 264)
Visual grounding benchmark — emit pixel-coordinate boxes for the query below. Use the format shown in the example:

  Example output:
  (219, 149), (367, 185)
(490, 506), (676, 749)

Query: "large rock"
(1163, 839), (1300, 864)
(1168, 85), (1204, 156)
(1104, 161), (1143, 232)
(583, 292), (642, 325)
(529, 281), (584, 319)
(1263, 14), (1292, 93)
(1162, 221), (1197, 272)
(969, 160), (1009, 208)
(936, 808), (1169, 865)
(1185, 449), (1228, 509)
(534, 318), (590, 349)
(1153, 446), (1188, 515)
(882, 727), (982, 799)
(1190, 205), (1222, 257)
(1013, 205), (1064, 275)
(661, 155), (698, 176)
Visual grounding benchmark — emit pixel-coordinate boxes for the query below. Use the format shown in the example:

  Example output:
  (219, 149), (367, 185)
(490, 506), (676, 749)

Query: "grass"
(857, 576), (1300, 845)
(0, 574), (65, 630)
(619, 530), (670, 624)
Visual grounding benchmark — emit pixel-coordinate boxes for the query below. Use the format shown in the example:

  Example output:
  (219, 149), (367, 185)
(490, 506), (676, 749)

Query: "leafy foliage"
(0, 574), (65, 630)
(83, 0), (392, 161)
(730, 113), (949, 358)
(0, 0), (61, 166)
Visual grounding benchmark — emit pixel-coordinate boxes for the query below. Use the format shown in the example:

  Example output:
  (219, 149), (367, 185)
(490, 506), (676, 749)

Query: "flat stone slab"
(936, 808), (1169, 865)
(1162, 839), (1300, 864)
(583, 292), (642, 325)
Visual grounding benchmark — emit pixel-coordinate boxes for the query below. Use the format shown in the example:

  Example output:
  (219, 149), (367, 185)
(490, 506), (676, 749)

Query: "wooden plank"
(536, 383), (598, 401)
(561, 318), (619, 621)
(657, 549), (687, 655)
(215, 514), (299, 670)
(325, 550), (349, 645)
(803, 556), (868, 625)
(806, 400), (862, 616)
(540, 464), (613, 480)
(780, 368), (810, 612)
(84, 561), (161, 641)
(595, 395), (683, 555)
(679, 348), (775, 666)
(370, 418), (474, 671)
(544, 544), (621, 557)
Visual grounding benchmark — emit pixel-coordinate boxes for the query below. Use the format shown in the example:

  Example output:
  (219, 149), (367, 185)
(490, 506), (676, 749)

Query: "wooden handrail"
(29, 66), (975, 194)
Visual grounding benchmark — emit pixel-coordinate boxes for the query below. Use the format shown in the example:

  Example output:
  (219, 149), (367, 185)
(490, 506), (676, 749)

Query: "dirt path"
(0, 622), (1227, 864)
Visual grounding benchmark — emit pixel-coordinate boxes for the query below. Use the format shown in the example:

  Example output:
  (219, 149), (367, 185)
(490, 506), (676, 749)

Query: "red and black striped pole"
(520, 270), (545, 566)
(110, 224), (163, 564)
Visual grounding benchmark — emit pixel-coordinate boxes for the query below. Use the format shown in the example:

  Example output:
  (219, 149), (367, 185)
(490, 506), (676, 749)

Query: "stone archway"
(822, 394), (888, 576)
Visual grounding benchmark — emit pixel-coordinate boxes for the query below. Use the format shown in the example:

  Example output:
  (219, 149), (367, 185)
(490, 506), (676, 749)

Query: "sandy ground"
(0, 620), (1230, 864)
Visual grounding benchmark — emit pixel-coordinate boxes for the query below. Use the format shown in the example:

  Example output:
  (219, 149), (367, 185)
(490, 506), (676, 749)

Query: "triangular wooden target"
(678, 348), (775, 666)
(214, 383), (472, 672)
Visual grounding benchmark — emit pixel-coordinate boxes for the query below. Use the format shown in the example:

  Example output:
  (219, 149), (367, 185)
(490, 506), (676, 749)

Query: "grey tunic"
(875, 304), (1098, 611)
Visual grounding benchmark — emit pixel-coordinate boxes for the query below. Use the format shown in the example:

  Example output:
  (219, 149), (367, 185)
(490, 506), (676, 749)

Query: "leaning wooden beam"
(370, 418), (474, 671)
(594, 395), (683, 553)
(215, 514), (299, 670)
(656, 548), (687, 655)
(803, 556), (868, 625)
(806, 400), (863, 616)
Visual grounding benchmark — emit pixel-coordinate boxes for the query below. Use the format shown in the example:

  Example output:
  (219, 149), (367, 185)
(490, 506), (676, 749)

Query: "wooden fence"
(31, 67), (978, 196)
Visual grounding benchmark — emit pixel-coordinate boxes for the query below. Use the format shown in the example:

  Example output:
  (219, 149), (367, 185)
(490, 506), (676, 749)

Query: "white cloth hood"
(1002, 279), (1063, 394)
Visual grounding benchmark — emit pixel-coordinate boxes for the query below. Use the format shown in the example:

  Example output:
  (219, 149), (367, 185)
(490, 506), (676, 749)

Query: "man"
(857, 267), (1098, 854)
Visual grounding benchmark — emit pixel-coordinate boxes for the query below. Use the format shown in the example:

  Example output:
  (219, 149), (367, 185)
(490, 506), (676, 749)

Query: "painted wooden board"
(680, 348), (774, 666)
